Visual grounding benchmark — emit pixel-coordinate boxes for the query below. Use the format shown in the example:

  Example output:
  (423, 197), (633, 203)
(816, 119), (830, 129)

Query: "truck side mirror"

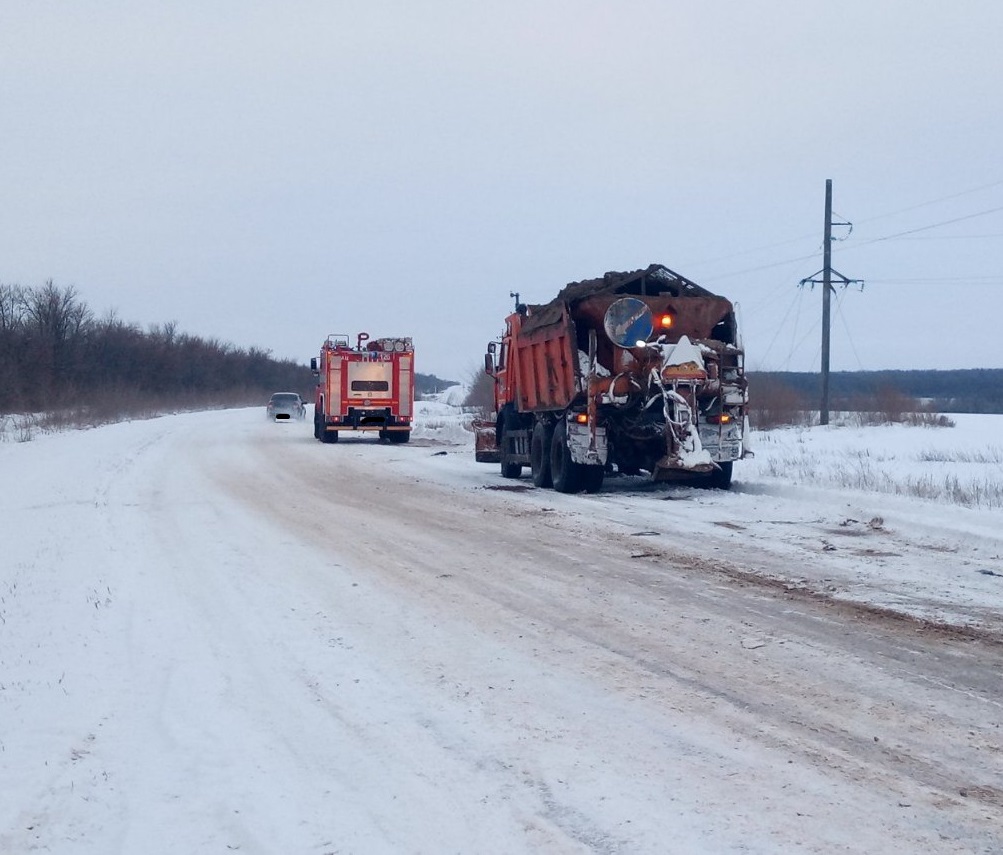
(484, 352), (495, 375)
(310, 357), (318, 372)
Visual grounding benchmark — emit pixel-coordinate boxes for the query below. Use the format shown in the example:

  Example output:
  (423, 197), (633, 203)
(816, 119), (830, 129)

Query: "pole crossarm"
(799, 269), (864, 288)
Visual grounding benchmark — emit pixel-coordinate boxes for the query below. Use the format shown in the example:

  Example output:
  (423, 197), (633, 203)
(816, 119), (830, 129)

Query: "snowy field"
(1, 394), (1001, 853)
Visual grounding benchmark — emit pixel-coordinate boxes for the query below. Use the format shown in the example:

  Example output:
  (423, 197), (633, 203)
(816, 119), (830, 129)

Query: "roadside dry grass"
(755, 436), (1003, 509)
(0, 390), (264, 442)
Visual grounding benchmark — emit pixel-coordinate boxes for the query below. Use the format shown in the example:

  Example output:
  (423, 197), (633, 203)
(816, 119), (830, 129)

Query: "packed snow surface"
(1, 398), (1001, 853)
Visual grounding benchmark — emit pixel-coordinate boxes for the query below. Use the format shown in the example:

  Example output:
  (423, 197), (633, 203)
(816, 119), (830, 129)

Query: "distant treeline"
(0, 280), (313, 418)
(750, 369), (1003, 415)
(0, 280), (458, 422)
(415, 374), (459, 395)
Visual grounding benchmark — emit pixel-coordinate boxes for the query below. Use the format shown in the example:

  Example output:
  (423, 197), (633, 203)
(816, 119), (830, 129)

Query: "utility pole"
(800, 179), (862, 425)
(821, 180), (834, 424)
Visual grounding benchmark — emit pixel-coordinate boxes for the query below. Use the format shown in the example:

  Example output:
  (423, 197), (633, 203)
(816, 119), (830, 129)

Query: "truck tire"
(314, 413), (322, 440)
(530, 421), (553, 488)
(582, 465), (605, 493)
(321, 426), (339, 444)
(387, 431), (410, 444)
(499, 405), (523, 479)
(501, 458), (522, 478)
(549, 420), (583, 493)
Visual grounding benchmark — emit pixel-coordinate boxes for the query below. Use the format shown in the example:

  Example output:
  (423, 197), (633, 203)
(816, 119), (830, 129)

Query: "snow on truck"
(477, 264), (750, 492)
(311, 333), (415, 443)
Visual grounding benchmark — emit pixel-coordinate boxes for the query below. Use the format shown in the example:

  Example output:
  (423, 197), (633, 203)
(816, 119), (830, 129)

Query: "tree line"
(0, 280), (313, 419)
(750, 369), (1003, 416)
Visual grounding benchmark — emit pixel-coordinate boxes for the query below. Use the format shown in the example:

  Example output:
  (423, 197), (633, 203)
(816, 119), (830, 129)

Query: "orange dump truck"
(311, 333), (414, 443)
(477, 264), (749, 492)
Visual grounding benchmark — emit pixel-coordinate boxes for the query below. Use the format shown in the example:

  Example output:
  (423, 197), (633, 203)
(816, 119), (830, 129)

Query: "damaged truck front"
(477, 264), (750, 493)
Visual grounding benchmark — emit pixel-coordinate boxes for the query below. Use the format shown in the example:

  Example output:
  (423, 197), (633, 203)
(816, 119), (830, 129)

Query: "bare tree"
(21, 281), (90, 402)
(0, 282), (27, 332)
(0, 283), (28, 411)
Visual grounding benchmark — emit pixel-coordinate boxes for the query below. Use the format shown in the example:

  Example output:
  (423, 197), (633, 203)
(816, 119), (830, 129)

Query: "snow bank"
(411, 389), (478, 444)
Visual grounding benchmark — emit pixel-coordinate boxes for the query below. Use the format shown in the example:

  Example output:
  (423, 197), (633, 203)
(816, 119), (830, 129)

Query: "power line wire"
(854, 205), (1003, 245)
(756, 290), (797, 367)
(866, 276), (1003, 283)
(681, 179), (1003, 287)
(892, 233), (1003, 240)
(853, 178), (1003, 225)
(700, 251), (820, 283)
(833, 289), (866, 372)
(680, 232), (819, 269)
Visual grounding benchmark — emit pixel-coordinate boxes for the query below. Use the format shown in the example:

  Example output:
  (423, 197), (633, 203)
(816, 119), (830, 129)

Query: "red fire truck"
(311, 333), (415, 443)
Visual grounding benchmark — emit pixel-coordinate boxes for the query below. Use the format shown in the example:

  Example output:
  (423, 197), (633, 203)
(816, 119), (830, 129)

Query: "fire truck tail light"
(706, 413), (733, 425)
(659, 313), (674, 329)
(575, 413), (589, 424)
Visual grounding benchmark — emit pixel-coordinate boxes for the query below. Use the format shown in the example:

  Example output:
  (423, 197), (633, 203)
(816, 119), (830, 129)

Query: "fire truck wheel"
(321, 427), (339, 444)
(387, 431), (410, 444)
(549, 420), (583, 494)
(582, 465), (605, 493)
(530, 421), (553, 488)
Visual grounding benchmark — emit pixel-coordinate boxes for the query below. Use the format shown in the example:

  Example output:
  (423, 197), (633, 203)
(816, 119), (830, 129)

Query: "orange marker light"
(659, 314), (674, 329)
(575, 413), (589, 424)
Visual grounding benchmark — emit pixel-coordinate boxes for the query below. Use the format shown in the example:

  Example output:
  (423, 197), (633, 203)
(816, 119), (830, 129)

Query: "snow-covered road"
(1, 407), (1001, 853)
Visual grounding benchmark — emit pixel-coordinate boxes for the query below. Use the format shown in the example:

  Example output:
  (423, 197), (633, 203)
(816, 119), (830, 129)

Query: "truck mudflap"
(566, 418), (607, 466)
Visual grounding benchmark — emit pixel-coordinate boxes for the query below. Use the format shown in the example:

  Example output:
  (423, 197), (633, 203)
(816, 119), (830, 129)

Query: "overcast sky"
(3, 2), (1002, 380)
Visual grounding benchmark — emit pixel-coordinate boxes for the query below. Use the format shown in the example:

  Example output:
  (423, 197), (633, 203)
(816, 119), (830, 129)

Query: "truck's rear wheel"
(387, 430), (410, 444)
(501, 458), (522, 478)
(530, 421), (553, 488)
(321, 427), (339, 444)
(550, 420), (583, 493)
